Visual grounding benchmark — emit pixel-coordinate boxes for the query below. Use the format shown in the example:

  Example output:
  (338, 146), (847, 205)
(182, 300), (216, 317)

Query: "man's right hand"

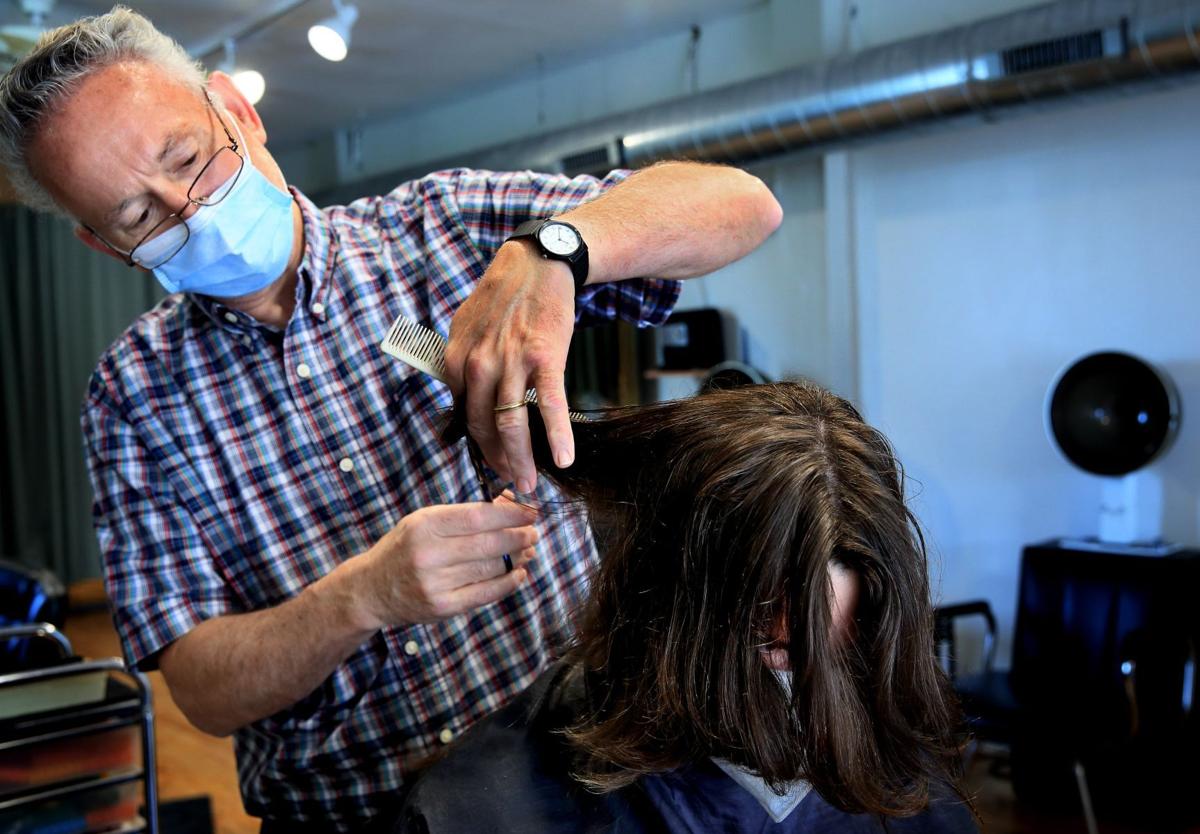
(351, 496), (539, 629)
(160, 495), (538, 737)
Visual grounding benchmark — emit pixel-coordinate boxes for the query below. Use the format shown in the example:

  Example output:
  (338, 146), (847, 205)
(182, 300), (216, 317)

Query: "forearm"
(444, 162), (781, 483)
(557, 161), (783, 284)
(159, 555), (377, 737)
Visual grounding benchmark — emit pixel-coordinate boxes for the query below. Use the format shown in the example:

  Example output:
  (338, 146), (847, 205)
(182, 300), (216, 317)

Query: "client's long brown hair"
(453, 381), (965, 816)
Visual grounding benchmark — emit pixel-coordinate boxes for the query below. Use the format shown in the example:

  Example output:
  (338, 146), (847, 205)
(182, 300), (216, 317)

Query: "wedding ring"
(493, 400), (528, 414)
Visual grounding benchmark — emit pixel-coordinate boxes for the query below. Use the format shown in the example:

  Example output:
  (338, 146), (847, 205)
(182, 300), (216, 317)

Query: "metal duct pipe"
(619, 0), (1200, 166)
(325, 0), (1200, 202)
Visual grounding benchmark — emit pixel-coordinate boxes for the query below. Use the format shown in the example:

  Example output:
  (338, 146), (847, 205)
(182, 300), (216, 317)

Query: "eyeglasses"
(91, 93), (246, 269)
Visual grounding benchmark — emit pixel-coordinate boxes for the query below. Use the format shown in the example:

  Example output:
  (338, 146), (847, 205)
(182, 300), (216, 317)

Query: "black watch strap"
(508, 219), (590, 293)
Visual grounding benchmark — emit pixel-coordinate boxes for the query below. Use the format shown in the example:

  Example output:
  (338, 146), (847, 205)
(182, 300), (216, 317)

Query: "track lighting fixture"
(308, 0), (358, 62)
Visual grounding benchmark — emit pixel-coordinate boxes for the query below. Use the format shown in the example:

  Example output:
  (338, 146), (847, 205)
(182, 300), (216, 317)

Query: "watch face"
(538, 223), (581, 256)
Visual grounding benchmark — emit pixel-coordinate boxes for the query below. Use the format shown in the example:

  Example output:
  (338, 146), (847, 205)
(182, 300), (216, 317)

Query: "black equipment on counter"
(652, 308), (740, 372)
(1047, 351), (1179, 476)
(1009, 541), (1200, 828)
(1046, 350), (1182, 548)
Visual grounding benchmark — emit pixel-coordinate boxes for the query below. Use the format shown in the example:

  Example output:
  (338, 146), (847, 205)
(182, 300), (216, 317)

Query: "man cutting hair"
(0, 7), (782, 830)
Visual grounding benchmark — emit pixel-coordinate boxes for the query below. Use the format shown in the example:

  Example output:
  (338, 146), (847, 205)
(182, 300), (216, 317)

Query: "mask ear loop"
(210, 99), (296, 209)
(203, 89), (241, 158)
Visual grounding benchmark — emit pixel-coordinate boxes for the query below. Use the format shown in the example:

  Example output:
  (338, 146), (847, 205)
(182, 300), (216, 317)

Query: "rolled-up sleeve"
(447, 168), (682, 328)
(83, 384), (238, 671)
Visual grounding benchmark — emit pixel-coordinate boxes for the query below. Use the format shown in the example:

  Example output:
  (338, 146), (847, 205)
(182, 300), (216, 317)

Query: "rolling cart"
(0, 623), (158, 833)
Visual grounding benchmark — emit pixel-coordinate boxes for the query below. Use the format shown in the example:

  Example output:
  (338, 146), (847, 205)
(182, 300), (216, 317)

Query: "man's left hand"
(444, 163), (785, 492)
(445, 240), (577, 494)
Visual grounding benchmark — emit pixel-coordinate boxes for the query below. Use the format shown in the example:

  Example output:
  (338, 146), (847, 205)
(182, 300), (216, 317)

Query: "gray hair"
(0, 5), (205, 214)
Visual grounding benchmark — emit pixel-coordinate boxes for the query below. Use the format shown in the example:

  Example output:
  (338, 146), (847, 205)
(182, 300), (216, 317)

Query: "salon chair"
(933, 599), (1017, 746)
(937, 542), (1200, 830)
(0, 558), (67, 668)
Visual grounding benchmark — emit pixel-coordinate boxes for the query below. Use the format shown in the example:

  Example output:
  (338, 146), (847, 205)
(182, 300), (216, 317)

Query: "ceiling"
(1, 0), (764, 148)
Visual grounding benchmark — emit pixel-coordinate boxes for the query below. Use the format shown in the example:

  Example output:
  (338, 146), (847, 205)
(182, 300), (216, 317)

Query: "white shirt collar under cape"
(711, 758), (813, 823)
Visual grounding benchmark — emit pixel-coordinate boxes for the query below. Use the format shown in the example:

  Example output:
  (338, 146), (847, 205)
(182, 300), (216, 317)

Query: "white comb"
(380, 314), (449, 382)
(380, 313), (590, 422)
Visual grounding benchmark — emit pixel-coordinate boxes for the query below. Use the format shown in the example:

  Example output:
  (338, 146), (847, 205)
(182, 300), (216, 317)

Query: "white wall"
(849, 83), (1200, 662)
(669, 156), (828, 386)
(846, 0), (1045, 47)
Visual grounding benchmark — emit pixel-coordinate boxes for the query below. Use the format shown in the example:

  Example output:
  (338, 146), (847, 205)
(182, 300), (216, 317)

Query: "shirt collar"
(292, 185), (336, 309)
(711, 758), (812, 823)
(188, 185), (334, 337)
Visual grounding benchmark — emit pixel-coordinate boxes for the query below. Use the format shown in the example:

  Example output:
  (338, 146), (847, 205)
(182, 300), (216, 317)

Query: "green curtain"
(1, 205), (162, 584)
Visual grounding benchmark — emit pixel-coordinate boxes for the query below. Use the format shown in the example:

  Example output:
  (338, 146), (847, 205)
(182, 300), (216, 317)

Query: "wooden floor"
(60, 580), (1192, 834)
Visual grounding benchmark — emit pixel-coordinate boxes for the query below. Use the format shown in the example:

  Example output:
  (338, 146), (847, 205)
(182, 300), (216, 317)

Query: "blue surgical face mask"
(132, 120), (296, 299)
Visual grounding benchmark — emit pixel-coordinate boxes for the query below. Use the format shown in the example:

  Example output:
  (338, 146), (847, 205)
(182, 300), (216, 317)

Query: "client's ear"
(761, 615), (790, 671)
(829, 563), (861, 646)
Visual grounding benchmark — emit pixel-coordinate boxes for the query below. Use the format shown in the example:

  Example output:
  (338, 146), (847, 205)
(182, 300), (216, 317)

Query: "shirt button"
(403, 640), (419, 656)
(223, 312), (239, 324)
(311, 302), (325, 316)
(338, 457), (355, 473)
(296, 363), (312, 380)
(438, 728), (454, 745)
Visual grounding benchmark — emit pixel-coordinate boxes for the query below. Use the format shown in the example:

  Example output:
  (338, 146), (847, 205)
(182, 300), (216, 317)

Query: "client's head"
(525, 381), (963, 816)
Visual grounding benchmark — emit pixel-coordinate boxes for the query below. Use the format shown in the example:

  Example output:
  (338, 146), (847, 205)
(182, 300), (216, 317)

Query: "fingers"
(446, 243), (575, 491)
(416, 544), (537, 621)
(423, 499), (536, 537)
(439, 544), (536, 589)
(442, 567), (531, 617)
(367, 501), (542, 627)
(531, 367), (574, 469)
(436, 525), (538, 564)
(462, 354), (508, 481)
(494, 347), (572, 491)
(495, 376), (536, 494)
(494, 490), (525, 507)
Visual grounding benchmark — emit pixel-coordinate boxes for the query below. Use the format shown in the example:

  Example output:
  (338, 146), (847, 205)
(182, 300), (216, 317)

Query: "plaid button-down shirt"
(82, 168), (680, 828)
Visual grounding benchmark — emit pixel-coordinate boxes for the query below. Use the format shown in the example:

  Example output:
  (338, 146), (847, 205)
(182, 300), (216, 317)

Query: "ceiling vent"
(560, 144), (619, 177)
(999, 26), (1125, 76)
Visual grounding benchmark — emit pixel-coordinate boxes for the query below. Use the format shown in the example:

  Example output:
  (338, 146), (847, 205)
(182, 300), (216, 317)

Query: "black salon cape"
(395, 664), (978, 834)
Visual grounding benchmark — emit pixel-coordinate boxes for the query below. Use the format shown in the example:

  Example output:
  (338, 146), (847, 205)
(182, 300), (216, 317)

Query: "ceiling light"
(221, 38), (265, 105)
(232, 69), (266, 105)
(308, 0), (358, 62)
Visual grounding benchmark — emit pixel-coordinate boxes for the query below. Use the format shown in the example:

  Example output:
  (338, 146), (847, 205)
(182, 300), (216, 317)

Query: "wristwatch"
(507, 219), (589, 292)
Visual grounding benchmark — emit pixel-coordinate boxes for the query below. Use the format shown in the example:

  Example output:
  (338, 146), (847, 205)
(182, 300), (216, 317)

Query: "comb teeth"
(380, 313), (590, 423)
(381, 315), (448, 382)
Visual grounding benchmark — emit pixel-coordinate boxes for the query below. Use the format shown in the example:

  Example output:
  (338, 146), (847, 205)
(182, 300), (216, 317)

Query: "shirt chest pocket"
(379, 369), (479, 506)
